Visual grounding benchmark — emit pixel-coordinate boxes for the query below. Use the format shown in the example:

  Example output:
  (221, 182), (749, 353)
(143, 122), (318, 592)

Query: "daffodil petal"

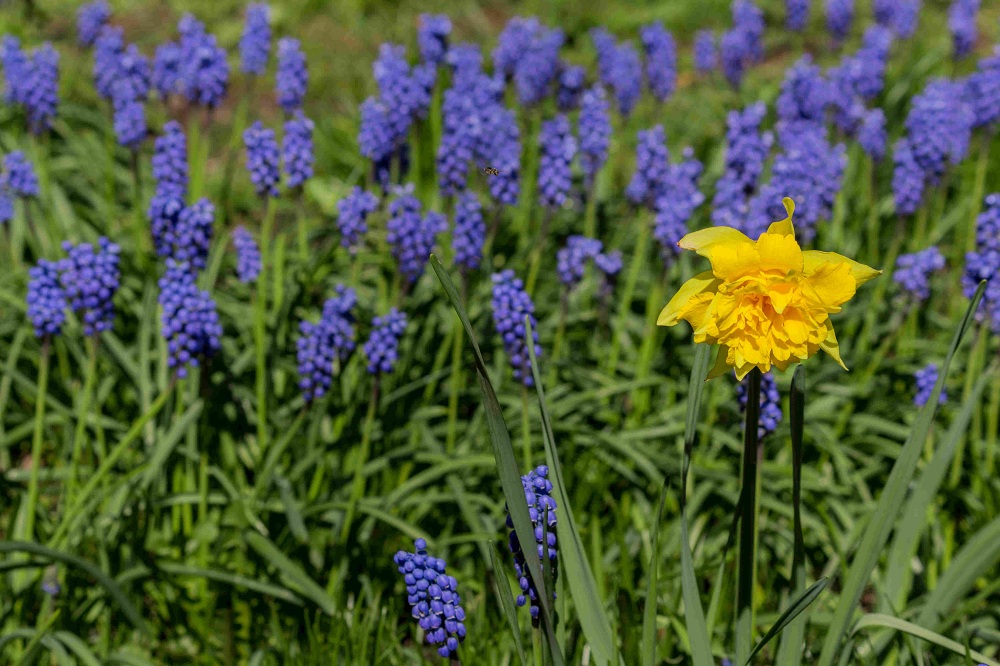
(657, 271), (720, 326)
(678, 227), (753, 260)
(802, 250), (882, 286)
(820, 325), (849, 371)
(708, 240), (760, 280)
(765, 197), (796, 238)
(756, 231), (803, 273)
(802, 261), (857, 311)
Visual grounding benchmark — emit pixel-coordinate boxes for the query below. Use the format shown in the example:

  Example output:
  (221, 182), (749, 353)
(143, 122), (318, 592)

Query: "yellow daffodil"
(658, 198), (881, 380)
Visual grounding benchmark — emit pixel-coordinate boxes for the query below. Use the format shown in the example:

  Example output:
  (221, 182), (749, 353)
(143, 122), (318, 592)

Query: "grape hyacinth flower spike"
(393, 539), (467, 659)
(578, 85), (610, 194)
(504, 465), (558, 625)
(58, 238), (121, 337)
(417, 14), (451, 66)
(27, 259), (67, 339)
(737, 370), (782, 439)
(363, 309), (407, 375)
(640, 21), (677, 103)
(537, 114), (576, 211)
(914, 363), (946, 407)
(240, 3), (271, 76)
(158, 261), (222, 379)
(296, 285), (357, 403)
(491, 270), (542, 386)
(452, 191), (486, 274)
(244, 121), (281, 198)
(893, 247), (945, 303)
(232, 226), (262, 284)
(77, 0), (111, 47)
(282, 110), (315, 190)
(275, 37), (308, 113)
(336, 187), (379, 254)
(2, 151), (40, 200)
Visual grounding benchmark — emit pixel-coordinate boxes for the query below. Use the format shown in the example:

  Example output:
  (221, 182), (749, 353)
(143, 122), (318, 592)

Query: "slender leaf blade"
(852, 614), (999, 666)
(642, 483), (668, 666)
(746, 577), (828, 665)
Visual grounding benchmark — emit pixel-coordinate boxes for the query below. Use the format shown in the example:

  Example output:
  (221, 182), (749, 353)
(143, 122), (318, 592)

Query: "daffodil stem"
(735, 367), (762, 665)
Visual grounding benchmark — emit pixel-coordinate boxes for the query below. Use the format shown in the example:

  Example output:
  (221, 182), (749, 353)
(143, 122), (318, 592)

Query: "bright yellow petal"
(802, 250), (881, 287)
(802, 261), (857, 311)
(706, 345), (733, 380)
(708, 240), (760, 281)
(820, 325), (848, 371)
(657, 271), (720, 326)
(678, 226), (753, 260)
(765, 197), (796, 238)
(756, 232), (803, 273)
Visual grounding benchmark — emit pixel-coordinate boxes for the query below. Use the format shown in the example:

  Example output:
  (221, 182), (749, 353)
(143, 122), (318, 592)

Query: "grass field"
(0, 0), (999, 664)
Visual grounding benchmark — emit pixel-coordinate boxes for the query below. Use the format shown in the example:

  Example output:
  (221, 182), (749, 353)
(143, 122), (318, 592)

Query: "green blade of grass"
(745, 577), (828, 665)
(524, 316), (619, 666)
(816, 281), (987, 666)
(243, 531), (336, 615)
(489, 543), (529, 666)
(642, 482), (668, 666)
(430, 256), (564, 666)
(776, 364), (807, 666)
(851, 614), (1000, 666)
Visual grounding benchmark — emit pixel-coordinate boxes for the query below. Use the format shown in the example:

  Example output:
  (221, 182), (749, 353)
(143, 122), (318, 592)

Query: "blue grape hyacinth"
(786, 0), (810, 31)
(578, 85), (611, 192)
(337, 187), (379, 254)
(609, 42), (642, 117)
(626, 124), (670, 207)
(240, 3), (271, 76)
(276, 37), (308, 112)
(505, 465), (558, 626)
(364, 309), (408, 375)
(232, 226), (261, 284)
(894, 247), (945, 302)
(179, 27), (229, 108)
(393, 538), (467, 659)
(737, 370), (783, 439)
(491, 270), (542, 386)
(694, 30), (717, 74)
(858, 109), (887, 162)
(1, 36), (29, 105)
(282, 110), (315, 189)
(152, 121), (188, 192)
(556, 236), (603, 290)
(556, 63), (585, 111)
(93, 26), (124, 100)
(966, 48), (1000, 130)
(26, 259), (67, 339)
(244, 121), (281, 198)
(914, 363), (946, 407)
(22, 43), (60, 134)
(58, 238), (121, 337)
(77, 0), (111, 47)
(112, 93), (147, 149)
(537, 114), (576, 210)
(962, 194), (1000, 331)
(904, 79), (974, 186)
(387, 186), (447, 285)
(296, 286), (357, 403)
(158, 261), (222, 379)
(653, 148), (705, 265)
(152, 41), (182, 99)
(825, 0), (854, 43)
(892, 139), (925, 216)
(948, 0), (980, 60)
(418, 14), (451, 66)
(720, 0), (764, 88)
(711, 102), (773, 229)
(2, 151), (40, 198)
(452, 191), (486, 273)
(640, 21), (677, 103)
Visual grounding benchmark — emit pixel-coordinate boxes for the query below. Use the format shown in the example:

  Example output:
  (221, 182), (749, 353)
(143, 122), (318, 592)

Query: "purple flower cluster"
(26, 259), (67, 338)
(711, 102), (773, 230)
(179, 16), (229, 107)
(276, 37), (308, 112)
(594, 250), (623, 301)
(914, 363), (946, 407)
(282, 110), (314, 189)
(827, 28), (892, 134)
(537, 114), (577, 210)
(58, 238), (121, 337)
(557, 64), (585, 111)
(452, 191), (486, 272)
(296, 286), (357, 402)
(2, 151), (40, 198)
(148, 192), (215, 271)
(653, 148), (705, 265)
(364, 309), (408, 375)
(858, 108), (887, 161)
(948, 0), (980, 60)
(387, 186), (447, 284)
(494, 17), (563, 105)
(491, 270), (542, 386)
(626, 125), (670, 207)
(721, 0), (764, 88)
(337, 187), (379, 254)
(482, 107), (522, 207)
(737, 371), (783, 439)
(505, 465), (558, 625)
(640, 22), (676, 103)
(786, 0), (810, 31)
(894, 247), (945, 302)
(495, 17), (541, 78)
(777, 56), (829, 124)
(825, 0), (854, 43)
(609, 42), (642, 117)
(963, 194), (1000, 332)
(240, 3), (271, 76)
(694, 31), (717, 74)
(875, 0), (920, 36)
(590, 28), (617, 84)
(892, 139), (925, 216)
(966, 48), (1000, 129)
(578, 85), (611, 191)
(556, 236), (603, 290)
(77, 0), (111, 47)
(244, 121), (281, 198)
(232, 226), (261, 284)
(152, 121), (188, 192)
(3, 38), (60, 133)
(393, 539), (467, 659)
(158, 260), (222, 378)
(418, 14), (451, 66)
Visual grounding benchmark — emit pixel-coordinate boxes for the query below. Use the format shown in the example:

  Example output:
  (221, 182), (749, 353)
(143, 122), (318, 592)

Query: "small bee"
(482, 166), (501, 176)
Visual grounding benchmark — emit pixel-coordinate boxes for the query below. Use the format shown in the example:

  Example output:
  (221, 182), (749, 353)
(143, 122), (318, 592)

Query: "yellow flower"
(658, 198), (881, 380)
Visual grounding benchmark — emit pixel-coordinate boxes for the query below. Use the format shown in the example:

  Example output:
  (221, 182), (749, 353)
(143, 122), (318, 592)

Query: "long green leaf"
(489, 543), (529, 666)
(851, 614), (999, 666)
(816, 281), (986, 666)
(746, 577), (828, 665)
(777, 364), (808, 666)
(884, 364), (995, 607)
(524, 317), (619, 665)
(430, 256), (564, 666)
(642, 483), (668, 666)
(0, 541), (148, 636)
(244, 532), (336, 615)
(680, 344), (714, 666)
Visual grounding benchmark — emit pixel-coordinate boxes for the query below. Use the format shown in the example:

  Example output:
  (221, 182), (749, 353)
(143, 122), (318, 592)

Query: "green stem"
(445, 319), (464, 455)
(23, 340), (52, 543)
(255, 198), (276, 455)
(547, 293), (568, 387)
(965, 135), (990, 255)
(525, 208), (553, 296)
(341, 382), (379, 542)
(607, 214), (650, 375)
(66, 336), (98, 505)
(865, 157), (879, 265)
(951, 325), (987, 487)
(735, 368), (762, 665)
(521, 386), (532, 471)
(583, 180), (598, 239)
(533, 627), (544, 666)
(295, 189), (307, 264)
(48, 380), (176, 548)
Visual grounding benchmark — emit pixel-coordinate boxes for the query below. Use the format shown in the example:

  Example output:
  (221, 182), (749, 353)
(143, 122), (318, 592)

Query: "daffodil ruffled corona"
(658, 198), (880, 380)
